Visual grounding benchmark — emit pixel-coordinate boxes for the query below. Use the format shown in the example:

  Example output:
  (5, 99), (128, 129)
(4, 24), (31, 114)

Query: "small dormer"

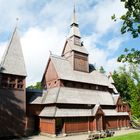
(62, 6), (89, 73)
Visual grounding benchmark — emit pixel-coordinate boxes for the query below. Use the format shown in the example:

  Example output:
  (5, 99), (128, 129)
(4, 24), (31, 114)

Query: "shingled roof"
(49, 55), (112, 87)
(39, 106), (129, 117)
(62, 38), (88, 55)
(103, 109), (129, 116)
(39, 106), (92, 117)
(29, 87), (115, 105)
(0, 27), (27, 76)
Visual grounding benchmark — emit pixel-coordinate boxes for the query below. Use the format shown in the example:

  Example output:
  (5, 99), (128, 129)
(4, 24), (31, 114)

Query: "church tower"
(62, 6), (89, 72)
(0, 27), (27, 137)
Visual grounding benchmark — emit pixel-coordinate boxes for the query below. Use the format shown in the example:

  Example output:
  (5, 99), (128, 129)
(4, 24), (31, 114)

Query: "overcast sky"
(0, 0), (139, 86)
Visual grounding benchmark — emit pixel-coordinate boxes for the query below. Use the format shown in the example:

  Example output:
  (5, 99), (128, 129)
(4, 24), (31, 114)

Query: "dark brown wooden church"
(0, 8), (131, 137)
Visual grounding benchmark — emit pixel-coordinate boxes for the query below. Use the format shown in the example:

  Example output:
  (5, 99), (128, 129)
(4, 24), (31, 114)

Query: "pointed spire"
(0, 25), (27, 76)
(71, 2), (77, 25)
(69, 2), (81, 38)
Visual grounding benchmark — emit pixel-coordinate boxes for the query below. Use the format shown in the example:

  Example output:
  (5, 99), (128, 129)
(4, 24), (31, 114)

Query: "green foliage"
(27, 82), (42, 90)
(118, 48), (140, 64)
(132, 81), (140, 117)
(112, 65), (140, 118)
(113, 0), (140, 38)
(112, 1), (140, 65)
(99, 66), (106, 74)
(112, 68), (132, 101)
(104, 132), (140, 140)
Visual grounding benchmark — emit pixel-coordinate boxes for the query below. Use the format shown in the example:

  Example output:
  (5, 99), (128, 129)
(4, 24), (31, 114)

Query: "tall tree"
(111, 0), (140, 117)
(112, 65), (140, 118)
(112, 67), (132, 101)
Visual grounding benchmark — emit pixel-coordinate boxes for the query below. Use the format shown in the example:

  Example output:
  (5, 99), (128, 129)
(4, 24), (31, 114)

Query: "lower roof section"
(29, 87), (116, 105)
(39, 106), (129, 117)
(103, 109), (129, 116)
(39, 106), (91, 117)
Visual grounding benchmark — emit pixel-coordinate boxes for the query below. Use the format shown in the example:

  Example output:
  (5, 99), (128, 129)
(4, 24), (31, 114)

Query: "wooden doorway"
(96, 114), (103, 131)
(56, 118), (64, 135)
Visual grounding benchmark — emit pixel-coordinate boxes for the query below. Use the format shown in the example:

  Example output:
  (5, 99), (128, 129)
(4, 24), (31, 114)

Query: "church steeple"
(69, 4), (81, 38)
(62, 4), (89, 73)
(71, 5), (77, 24)
(0, 26), (27, 76)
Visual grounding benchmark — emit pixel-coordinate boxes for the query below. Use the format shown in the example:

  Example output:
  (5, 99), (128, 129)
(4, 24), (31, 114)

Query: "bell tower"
(0, 26), (27, 137)
(62, 5), (89, 73)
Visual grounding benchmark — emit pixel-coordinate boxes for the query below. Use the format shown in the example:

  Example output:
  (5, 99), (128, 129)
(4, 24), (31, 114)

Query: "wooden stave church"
(0, 8), (131, 137)
(26, 8), (131, 135)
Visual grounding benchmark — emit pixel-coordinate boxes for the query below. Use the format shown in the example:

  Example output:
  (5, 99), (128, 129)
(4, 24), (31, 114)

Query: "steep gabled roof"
(50, 55), (111, 87)
(0, 27), (27, 76)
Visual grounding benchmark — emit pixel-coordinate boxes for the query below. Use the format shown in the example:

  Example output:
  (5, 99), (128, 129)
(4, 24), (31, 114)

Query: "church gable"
(97, 108), (104, 115)
(42, 58), (59, 89)
(94, 105), (104, 116)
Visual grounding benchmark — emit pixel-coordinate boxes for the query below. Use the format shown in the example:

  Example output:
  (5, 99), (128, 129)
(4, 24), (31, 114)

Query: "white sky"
(0, 0), (128, 86)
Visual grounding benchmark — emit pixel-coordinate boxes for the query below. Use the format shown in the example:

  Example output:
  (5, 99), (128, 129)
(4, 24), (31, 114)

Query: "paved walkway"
(16, 129), (140, 140)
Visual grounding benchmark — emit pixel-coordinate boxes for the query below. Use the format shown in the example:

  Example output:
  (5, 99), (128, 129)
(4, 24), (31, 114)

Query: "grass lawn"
(104, 132), (140, 140)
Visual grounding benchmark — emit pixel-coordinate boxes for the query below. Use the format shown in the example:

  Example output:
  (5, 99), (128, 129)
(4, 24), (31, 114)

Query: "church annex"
(0, 7), (131, 137)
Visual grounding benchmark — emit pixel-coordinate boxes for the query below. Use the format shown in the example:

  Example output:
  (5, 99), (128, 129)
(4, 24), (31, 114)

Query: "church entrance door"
(96, 114), (103, 131)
